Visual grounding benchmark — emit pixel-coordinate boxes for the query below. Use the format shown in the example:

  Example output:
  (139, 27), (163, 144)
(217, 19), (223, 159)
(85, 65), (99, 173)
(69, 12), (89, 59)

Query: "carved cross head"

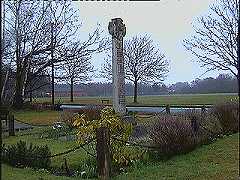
(108, 18), (126, 40)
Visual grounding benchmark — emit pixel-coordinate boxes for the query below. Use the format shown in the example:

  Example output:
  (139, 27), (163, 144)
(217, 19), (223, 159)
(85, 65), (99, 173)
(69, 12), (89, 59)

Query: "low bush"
(199, 112), (223, 140)
(77, 104), (105, 121)
(149, 115), (198, 158)
(211, 102), (239, 135)
(2, 140), (51, 169)
(30, 102), (53, 111)
(74, 107), (145, 174)
(149, 103), (238, 159)
(59, 111), (77, 129)
(184, 110), (223, 144)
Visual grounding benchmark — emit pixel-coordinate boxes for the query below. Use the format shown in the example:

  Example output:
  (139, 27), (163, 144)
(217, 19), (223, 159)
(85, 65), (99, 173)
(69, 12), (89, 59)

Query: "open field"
(12, 93), (238, 125)
(2, 131), (239, 180)
(35, 93), (238, 106)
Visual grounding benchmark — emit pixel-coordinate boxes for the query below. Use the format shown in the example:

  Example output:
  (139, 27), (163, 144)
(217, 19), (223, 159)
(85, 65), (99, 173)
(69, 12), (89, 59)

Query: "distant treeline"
(5, 73), (237, 99)
(54, 74), (238, 96)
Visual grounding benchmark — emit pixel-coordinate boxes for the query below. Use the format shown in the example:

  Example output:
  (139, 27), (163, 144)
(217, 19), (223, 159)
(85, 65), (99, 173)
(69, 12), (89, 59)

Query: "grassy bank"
(2, 133), (239, 180)
(2, 131), (93, 179)
(114, 133), (239, 180)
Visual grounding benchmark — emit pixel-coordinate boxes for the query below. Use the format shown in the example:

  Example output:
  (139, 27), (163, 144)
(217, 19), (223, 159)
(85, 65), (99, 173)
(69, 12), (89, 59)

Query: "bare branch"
(183, 0), (239, 78)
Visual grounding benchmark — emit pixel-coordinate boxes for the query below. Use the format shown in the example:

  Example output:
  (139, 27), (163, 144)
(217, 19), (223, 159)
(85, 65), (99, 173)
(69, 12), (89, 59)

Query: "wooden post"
(201, 106), (206, 115)
(96, 127), (111, 180)
(166, 104), (170, 114)
(8, 114), (15, 136)
(191, 116), (199, 133)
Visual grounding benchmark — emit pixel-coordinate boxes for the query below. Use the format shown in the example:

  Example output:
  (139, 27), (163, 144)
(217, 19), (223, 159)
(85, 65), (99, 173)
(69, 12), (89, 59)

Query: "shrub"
(30, 102), (53, 111)
(77, 104), (105, 121)
(74, 107), (144, 172)
(2, 140), (51, 169)
(184, 110), (201, 133)
(199, 112), (223, 139)
(211, 102), (239, 135)
(59, 111), (77, 129)
(184, 110), (222, 144)
(74, 106), (133, 142)
(149, 115), (197, 158)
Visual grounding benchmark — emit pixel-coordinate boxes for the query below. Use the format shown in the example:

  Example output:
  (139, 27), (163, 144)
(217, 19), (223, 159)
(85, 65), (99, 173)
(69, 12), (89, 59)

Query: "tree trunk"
(1, 1), (5, 103)
(51, 23), (54, 108)
(70, 77), (73, 102)
(51, 62), (54, 107)
(13, 57), (29, 109)
(13, 67), (24, 109)
(133, 80), (138, 103)
(21, 59), (31, 99)
(237, 8), (239, 97)
(12, 5), (23, 109)
(1, 61), (11, 101)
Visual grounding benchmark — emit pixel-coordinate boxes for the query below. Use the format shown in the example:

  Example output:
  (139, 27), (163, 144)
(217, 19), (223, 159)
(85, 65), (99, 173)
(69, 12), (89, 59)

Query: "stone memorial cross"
(108, 18), (126, 115)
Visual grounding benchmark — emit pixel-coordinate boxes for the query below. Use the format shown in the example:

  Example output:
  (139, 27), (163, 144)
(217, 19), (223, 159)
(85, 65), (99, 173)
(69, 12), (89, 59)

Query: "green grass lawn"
(114, 133), (239, 180)
(13, 110), (60, 125)
(36, 93), (238, 106)
(2, 130), (95, 180)
(2, 132), (239, 180)
(2, 133), (91, 169)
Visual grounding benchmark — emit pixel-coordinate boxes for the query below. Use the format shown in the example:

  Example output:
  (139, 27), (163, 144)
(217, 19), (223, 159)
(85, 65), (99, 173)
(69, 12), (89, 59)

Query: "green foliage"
(115, 133), (239, 180)
(77, 157), (97, 179)
(73, 107), (144, 170)
(42, 123), (75, 140)
(73, 107), (132, 143)
(59, 111), (77, 129)
(2, 140), (51, 169)
(197, 111), (223, 143)
(2, 133), (239, 180)
(111, 145), (145, 170)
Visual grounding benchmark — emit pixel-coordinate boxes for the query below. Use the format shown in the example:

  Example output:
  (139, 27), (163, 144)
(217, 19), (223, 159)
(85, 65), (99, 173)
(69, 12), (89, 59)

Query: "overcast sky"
(74, 0), (226, 85)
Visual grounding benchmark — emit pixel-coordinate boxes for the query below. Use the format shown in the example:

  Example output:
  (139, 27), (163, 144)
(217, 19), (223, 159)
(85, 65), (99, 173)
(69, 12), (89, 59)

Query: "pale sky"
(74, 0), (225, 85)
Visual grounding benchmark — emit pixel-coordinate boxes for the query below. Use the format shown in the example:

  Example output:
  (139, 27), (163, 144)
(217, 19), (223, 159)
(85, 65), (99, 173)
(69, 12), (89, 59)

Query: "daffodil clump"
(73, 107), (144, 168)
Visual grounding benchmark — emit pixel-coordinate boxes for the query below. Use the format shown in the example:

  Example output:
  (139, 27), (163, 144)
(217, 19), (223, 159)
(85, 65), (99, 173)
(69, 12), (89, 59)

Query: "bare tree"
(5, 1), (108, 108)
(56, 44), (94, 102)
(101, 35), (169, 103)
(183, 0), (239, 79)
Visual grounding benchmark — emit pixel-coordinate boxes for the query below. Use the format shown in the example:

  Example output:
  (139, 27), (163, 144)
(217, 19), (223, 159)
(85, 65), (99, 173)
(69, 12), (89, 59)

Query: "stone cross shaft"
(108, 18), (126, 115)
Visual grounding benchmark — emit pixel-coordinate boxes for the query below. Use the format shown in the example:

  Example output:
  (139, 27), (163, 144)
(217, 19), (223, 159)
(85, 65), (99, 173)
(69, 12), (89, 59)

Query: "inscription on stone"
(108, 18), (126, 115)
